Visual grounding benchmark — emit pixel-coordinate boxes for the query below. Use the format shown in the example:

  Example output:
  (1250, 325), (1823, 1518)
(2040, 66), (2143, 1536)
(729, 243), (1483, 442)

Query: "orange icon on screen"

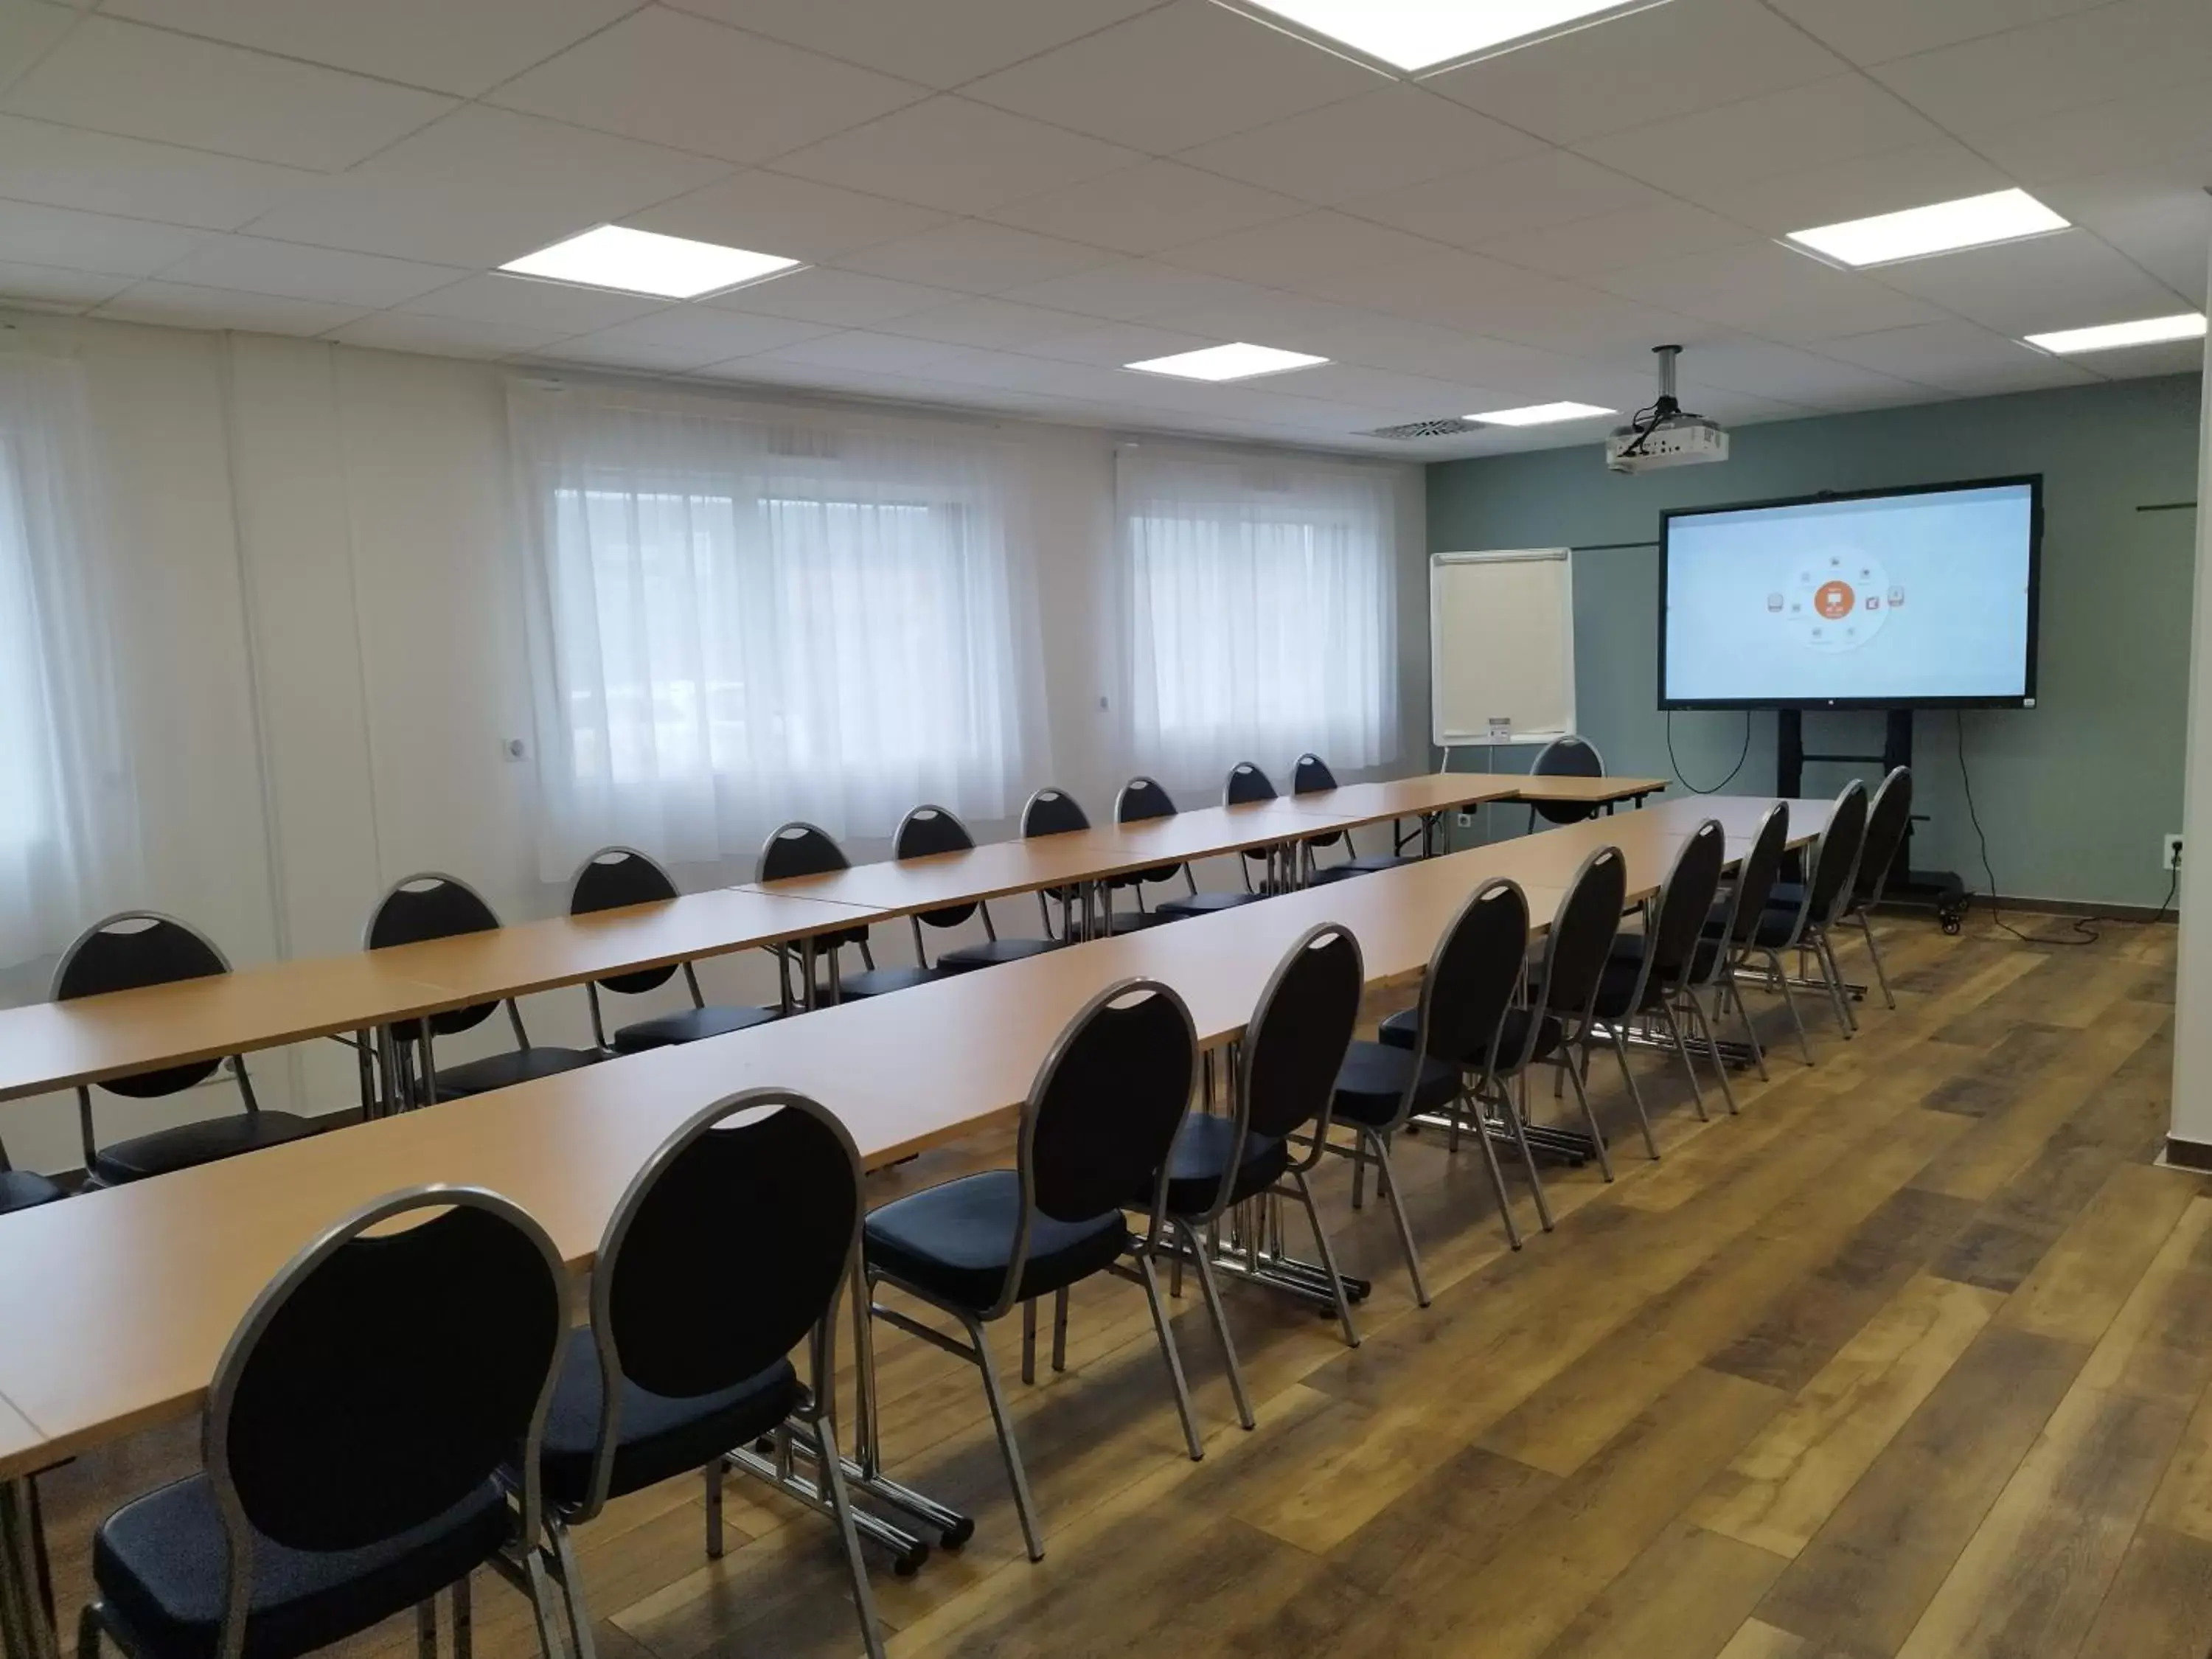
(1815, 580), (1855, 620)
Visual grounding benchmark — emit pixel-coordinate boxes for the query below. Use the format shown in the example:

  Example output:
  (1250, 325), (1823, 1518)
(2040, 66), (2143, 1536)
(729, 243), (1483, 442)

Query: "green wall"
(1426, 374), (2202, 910)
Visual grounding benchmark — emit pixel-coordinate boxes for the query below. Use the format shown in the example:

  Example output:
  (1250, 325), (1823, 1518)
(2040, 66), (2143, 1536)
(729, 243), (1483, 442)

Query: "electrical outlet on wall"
(1455, 812), (1475, 829)
(2165, 833), (2184, 872)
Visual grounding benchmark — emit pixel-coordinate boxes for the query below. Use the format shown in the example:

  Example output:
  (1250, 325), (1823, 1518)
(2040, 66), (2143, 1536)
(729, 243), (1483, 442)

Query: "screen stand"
(1775, 709), (1969, 935)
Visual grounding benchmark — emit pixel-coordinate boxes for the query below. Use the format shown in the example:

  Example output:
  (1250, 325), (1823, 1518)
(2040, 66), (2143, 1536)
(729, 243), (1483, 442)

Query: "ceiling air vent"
(1363, 417), (1481, 440)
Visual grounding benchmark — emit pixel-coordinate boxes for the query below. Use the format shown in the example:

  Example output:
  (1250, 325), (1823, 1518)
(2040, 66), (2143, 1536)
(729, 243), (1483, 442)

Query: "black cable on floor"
(1666, 707), (1752, 795)
(1955, 711), (2110, 946)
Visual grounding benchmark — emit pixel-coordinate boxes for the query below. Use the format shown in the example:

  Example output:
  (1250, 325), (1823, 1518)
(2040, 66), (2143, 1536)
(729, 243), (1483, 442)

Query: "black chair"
(1331, 878), (1537, 1288)
(862, 979), (1203, 1562)
(80, 1186), (568, 1659)
(1020, 786), (1146, 941)
(1701, 801), (1791, 1083)
(1292, 752), (1416, 883)
(1149, 924), (1368, 1419)
(1526, 735), (1606, 832)
(54, 914), (313, 1185)
(1596, 820), (1733, 1123)
(1770, 767), (1911, 1010)
(759, 823), (950, 1004)
(1116, 776), (1263, 922)
(366, 875), (600, 1105)
(0, 1135), (63, 1214)
(1222, 762), (1287, 894)
(568, 848), (779, 1053)
(529, 1090), (882, 1659)
(894, 805), (1057, 973)
(1729, 782), (1870, 1060)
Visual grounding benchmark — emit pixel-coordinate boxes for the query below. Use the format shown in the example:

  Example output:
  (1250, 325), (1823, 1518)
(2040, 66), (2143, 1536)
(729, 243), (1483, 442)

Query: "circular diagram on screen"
(1763, 550), (1895, 653)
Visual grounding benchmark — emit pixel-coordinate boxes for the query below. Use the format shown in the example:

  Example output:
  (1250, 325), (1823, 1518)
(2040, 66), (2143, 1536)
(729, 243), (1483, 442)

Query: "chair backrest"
(1721, 802), (1792, 950)
(207, 1186), (565, 1583)
(570, 847), (681, 995)
(579, 1091), (860, 1516)
(1530, 735), (1606, 825)
(54, 912), (232, 1096)
(366, 873), (503, 1035)
(1291, 753), (1338, 796)
(1242, 924), (1365, 1146)
(1644, 821), (1728, 989)
(1804, 779), (1871, 930)
(759, 821), (850, 883)
(1224, 762), (1276, 806)
(1854, 767), (1913, 907)
(1022, 786), (1091, 838)
(897, 804), (981, 931)
(1007, 979), (1194, 1314)
(1410, 878), (1530, 1084)
(1116, 776), (1184, 886)
(1537, 846), (1629, 1019)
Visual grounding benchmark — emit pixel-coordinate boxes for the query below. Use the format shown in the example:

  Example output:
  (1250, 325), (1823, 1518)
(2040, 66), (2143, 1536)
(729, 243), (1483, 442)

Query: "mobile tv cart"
(1777, 708), (1970, 936)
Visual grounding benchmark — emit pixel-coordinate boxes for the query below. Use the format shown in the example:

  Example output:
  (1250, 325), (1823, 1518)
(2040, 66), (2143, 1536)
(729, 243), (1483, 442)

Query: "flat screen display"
(1658, 477), (2041, 709)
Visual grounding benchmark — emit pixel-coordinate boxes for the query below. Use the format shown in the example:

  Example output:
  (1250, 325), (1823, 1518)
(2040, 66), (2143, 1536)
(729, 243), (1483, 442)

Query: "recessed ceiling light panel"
(2024, 313), (2207, 354)
(1786, 189), (2068, 268)
(1468, 400), (1615, 426)
(1234, 0), (1672, 72)
(499, 225), (802, 300)
(1124, 343), (1329, 381)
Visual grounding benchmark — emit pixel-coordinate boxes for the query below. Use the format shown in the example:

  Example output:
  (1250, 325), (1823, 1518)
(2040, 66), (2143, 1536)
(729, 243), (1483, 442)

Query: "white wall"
(2168, 227), (2212, 1152)
(0, 310), (1425, 1172)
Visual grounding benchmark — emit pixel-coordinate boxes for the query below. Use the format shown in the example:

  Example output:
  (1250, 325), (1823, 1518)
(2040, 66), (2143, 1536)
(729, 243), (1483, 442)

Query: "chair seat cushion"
(1330, 1040), (1461, 1128)
(610, 1004), (779, 1054)
(431, 1046), (600, 1102)
(865, 1169), (1127, 1311)
(1341, 853), (1419, 873)
(1377, 1006), (1562, 1072)
(0, 1169), (65, 1214)
(1767, 881), (1806, 911)
(937, 937), (1061, 972)
(1157, 891), (1265, 921)
(1707, 901), (1797, 950)
(1142, 1114), (1287, 1217)
(91, 1113), (316, 1186)
(1309, 863), (1371, 886)
(539, 1326), (799, 1509)
(837, 964), (953, 1001)
(93, 1472), (510, 1659)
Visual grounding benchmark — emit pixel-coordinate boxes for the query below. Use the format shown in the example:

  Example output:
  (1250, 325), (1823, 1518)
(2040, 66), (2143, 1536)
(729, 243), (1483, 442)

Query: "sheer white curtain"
(509, 382), (1048, 877)
(0, 353), (142, 969)
(1119, 445), (1400, 790)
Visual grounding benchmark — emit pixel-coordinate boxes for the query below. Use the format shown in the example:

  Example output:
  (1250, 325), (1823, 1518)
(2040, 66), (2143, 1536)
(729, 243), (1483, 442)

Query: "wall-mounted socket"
(1455, 811), (1475, 829)
(2164, 833), (2184, 872)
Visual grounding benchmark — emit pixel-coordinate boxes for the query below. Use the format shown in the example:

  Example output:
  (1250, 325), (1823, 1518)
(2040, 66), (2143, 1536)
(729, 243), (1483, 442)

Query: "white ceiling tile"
(703, 266), (958, 326)
(624, 170), (948, 263)
(746, 330), (975, 374)
(239, 106), (728, 267)
(1305, 261), (1699, 356)
(1575, 75), (1947, 198)
(2051, 335), (2205, 380)
(999, 259), (1262, 321)
(1424, 0), (1846, 145)
(156, 235), (462, 307)
(97, 0), (641, 97)
(549, 307), (833, 369)
(1865, 228), (2191, 334)
(831, 219), (1110, 293)
(1966, 83), (2212, 187)
(1162, 209), (1448, 287)
(1020, 319), (1216, 367)
(1869, 0), (2212, 134)
(1472, 201), (1758, 278)
(0, 112), (319, 229)
(400, 271), (670, 333)
(0, 198), (207, 276)
(986, 161), (1302, 256)
(1812, 319), (2098, 393)
(876, 296), (1098, 349)
(960, 0), (1382, 153)
(0, 259), (132, 311)
(2082, 199), (2211, 308)
(3, 17), (455, 170)
(899, 348), (1099, 392)
(1175, 86), (1543, 207)
(0, 0), (72, 92)
(324, 310), (576, 358)
(1248, 361), (1492, 415)
(1764, 0), (2115, 66)
(91, 279), (369, 334)
(1350, 150), (1663, 248)
(1645, 336), (1921, 408)
(664, 0), (1164, 88)
(1674, 140), (2014, 234)
(487, 8), (925, 165)
(768, 95), (1141, 215)
(1590, 242), (1948, 340)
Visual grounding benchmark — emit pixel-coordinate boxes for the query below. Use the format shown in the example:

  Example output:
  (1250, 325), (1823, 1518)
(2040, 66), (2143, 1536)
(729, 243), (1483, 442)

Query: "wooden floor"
(35, 906), (2201, 1659)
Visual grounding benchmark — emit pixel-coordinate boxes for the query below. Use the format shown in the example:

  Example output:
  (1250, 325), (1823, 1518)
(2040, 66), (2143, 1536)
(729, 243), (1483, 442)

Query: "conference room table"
(0, 790), (1824, 1659)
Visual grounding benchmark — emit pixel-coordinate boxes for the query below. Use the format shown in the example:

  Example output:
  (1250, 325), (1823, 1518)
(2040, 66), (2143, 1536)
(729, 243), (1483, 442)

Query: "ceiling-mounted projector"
(1607, 344), (1730, 474)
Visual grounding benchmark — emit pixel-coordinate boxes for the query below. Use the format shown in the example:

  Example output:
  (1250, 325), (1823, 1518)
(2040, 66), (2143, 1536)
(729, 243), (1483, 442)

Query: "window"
(512, 385), (1042, 875)
(1118, 445), (1400, 786)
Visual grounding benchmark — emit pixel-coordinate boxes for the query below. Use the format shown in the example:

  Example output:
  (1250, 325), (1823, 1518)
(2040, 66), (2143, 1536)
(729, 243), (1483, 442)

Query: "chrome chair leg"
(1289, 1170), (1360, 1346)
(1818, 931), (1858, 1034)
(965, 1310), (1045, 1561)
(1760, 949), (1815, 1065)
(1051, 1286), (1070, 1373)
(453, 1573), (472, 1659)
(1685, 990), (1739, 1116)
(1663, 1010), (1708, 1121)
(1561, 1051), (1614, 1181)
(1725, 974), (1769, 1080)
(1020, 1298), (1037, 1385)
(1468, 1093), (1523, 1251)
(1349, 1134), (1368, 1211)
(521, 1540), (569, 1659)
(77, 1602), (101, 1659)
(1495, 1084), (1554, 1231)
(703, 1457), (725, 1559)
(1178, 1220), (1255, 1430)
(1366, 1130), (1430, 1307)
(1609, 1024), (1660, 1159)
(1857, 910), (1896, 1009)
(813, 1413), (888, 1659)
(1134, 1255), (1205, 1460)
(548, 1522), (597, 1659)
